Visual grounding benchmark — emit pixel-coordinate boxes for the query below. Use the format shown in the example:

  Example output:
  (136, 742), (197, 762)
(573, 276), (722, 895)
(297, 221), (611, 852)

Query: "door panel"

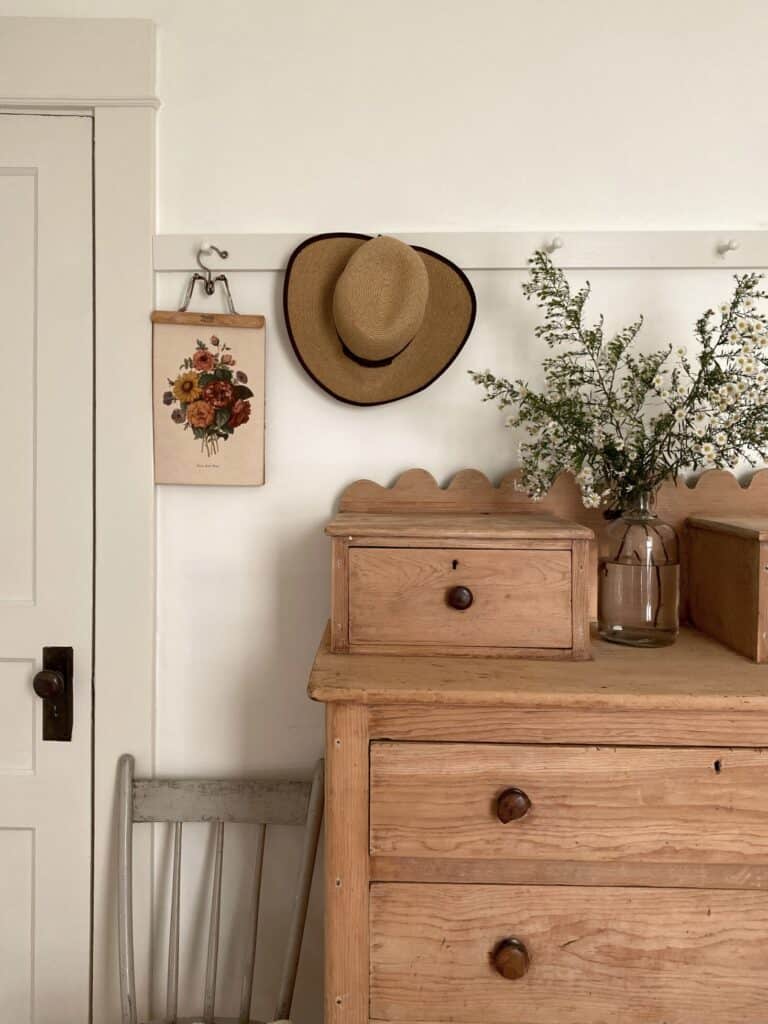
(0, 169), (35, 602)
(0, 661), (36, 774)
(0, 114), (93, 1023)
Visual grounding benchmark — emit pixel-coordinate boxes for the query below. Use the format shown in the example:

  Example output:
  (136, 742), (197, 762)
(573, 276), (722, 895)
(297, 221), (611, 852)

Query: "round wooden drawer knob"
(447, 585), (473, 610)
(492, 938), (530, 980)
(496, 787), (532, 823)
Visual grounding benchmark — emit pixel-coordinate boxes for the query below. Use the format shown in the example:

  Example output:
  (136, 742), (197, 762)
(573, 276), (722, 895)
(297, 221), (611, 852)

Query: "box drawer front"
(370, 741), (768, 866)
(348, 547), (572, 649)
(370, 882), (768, 1024)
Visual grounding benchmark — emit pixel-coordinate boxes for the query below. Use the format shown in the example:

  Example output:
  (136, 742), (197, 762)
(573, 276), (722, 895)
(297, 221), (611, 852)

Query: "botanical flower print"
(187, 400), (214, 429)
(164, 334), (255, 457)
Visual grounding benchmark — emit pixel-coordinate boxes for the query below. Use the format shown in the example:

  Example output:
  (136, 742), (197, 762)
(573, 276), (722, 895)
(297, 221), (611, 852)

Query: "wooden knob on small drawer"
(491, 938), (530, 980)
(447, 585), (473, 610)
(496, 788), (532, 823)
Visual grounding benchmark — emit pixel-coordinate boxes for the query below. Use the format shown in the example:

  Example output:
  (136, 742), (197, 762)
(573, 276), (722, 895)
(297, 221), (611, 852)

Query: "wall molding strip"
(0, 96), (161, 110)
(154, 231), (768, 274)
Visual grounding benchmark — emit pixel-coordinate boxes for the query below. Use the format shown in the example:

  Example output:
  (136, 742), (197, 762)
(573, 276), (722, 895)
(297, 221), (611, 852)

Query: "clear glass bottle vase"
(598, 492), (680, 647)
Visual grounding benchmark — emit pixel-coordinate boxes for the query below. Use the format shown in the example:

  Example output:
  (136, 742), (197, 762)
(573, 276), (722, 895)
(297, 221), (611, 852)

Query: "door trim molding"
(0, 96), (161, 109)
(0, 16), (157, 1024)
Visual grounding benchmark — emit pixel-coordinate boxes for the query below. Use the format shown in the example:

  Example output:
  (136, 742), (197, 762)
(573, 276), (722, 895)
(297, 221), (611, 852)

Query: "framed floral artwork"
(152, 311), (266, 485)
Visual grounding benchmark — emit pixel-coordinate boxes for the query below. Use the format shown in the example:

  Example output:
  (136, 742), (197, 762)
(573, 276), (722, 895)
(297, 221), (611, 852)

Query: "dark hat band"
(338, 333), (415, 368)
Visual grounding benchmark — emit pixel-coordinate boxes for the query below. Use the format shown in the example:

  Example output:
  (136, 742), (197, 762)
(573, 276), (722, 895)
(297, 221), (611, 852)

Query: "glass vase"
(598, 492), (680, 647)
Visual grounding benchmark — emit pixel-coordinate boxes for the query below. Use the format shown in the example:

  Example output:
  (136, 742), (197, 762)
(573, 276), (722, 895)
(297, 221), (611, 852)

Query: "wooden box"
(326, 511), (593, 659)
(687, 516), (768, 662)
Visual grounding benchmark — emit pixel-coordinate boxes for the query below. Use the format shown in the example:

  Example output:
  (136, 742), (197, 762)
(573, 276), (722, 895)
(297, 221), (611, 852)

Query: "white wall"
(4, 1), (768, 1021)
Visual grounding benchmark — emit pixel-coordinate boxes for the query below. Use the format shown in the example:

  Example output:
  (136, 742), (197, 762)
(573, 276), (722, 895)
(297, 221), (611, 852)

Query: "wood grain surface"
(309, 623), (768, 711)
(336, 467), (768, 618)
(370, 883), (768, 1023)
(370, 741), (768, 865)
(368, 704), (768, 748)
(349, 548), (572, 650)
(325, 704), (369, 1024)
(688, 522), (768, 662)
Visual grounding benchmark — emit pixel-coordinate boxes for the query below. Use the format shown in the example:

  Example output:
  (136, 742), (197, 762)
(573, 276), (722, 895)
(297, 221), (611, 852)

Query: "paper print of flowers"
(164, 335), (254, 458)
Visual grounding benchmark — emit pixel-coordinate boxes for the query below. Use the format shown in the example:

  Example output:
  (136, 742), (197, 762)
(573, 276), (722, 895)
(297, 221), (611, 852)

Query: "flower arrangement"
(471, 251), (768, 510)
(163, 334), (253, 458)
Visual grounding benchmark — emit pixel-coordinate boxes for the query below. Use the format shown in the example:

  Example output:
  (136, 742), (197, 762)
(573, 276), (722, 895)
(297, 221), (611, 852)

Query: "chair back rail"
(117, 755), (324, 1024)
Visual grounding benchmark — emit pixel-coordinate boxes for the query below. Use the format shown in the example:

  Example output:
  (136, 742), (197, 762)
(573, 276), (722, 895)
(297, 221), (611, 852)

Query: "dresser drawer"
(370, 882), (768, 1023)
(349, 547), (573, 650)
(370, 741), (768, 868)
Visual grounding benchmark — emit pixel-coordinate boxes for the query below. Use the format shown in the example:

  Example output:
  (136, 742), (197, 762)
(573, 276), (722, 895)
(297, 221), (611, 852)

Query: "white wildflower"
(715, 432), (728, 445)
(673, 408), (686, 421)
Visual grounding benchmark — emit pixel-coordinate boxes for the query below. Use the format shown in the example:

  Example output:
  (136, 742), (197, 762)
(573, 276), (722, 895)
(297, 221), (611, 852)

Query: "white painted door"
(0, 114), (93, 1022)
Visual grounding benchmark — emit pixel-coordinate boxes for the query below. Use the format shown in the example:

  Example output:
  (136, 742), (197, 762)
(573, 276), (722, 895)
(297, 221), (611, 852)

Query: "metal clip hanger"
(179, 241), (238, 314)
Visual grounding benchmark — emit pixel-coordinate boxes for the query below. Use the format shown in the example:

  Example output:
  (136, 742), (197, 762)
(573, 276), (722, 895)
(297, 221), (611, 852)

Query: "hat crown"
(332, 236), (429, 362)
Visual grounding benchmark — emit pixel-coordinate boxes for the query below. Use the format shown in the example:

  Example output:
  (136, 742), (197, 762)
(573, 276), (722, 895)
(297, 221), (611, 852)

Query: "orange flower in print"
(164, 334), (254, 459)
(192, 348), (216, 372)
(187, 400), (214, 429)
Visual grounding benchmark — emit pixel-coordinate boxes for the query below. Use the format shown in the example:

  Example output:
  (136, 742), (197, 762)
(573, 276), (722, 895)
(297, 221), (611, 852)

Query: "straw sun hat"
(283, 233), (476, 406)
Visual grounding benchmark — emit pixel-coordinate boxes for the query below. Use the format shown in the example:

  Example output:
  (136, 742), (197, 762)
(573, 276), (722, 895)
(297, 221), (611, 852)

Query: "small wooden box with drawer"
(326, 513), (593, 659)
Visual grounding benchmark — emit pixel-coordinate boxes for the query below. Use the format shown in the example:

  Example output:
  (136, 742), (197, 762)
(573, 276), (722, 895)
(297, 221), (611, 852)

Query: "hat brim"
(283, 233), (476, 406)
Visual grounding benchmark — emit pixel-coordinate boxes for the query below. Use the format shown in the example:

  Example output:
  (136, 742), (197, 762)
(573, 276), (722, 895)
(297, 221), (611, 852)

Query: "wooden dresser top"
(325, 512), (594, 541)
(308, 624), (768, 712)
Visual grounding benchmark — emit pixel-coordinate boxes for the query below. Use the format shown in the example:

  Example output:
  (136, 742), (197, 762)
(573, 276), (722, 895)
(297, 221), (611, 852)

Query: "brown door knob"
(33, 669), (65, 701)
(496, 787), (532, 823)
(447, 585), (473, 610)
(491, 938), (530, 979)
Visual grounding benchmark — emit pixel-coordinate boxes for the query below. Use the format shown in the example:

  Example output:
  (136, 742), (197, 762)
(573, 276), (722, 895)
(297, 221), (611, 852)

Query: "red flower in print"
(202, 380), (234, 408)
(229, 399), (251, 428)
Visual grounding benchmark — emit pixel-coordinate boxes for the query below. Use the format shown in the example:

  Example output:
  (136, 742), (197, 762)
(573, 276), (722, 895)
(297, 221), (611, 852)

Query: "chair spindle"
(165, 822), (182, 1023)
(203, 820), (225, 1022)
(238, 823), (267, 1023)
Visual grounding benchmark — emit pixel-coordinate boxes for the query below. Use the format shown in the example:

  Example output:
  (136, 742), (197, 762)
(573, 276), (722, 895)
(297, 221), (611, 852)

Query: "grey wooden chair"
(117, 754), (324, 1024)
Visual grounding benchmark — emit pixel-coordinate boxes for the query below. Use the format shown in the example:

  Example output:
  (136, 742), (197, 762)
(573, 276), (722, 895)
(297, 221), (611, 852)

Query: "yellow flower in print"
(172, 371), (202, 403)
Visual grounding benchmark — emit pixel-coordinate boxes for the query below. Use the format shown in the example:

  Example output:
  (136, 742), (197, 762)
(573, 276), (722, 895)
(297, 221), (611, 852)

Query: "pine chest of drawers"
(309, 629), (768, 1024)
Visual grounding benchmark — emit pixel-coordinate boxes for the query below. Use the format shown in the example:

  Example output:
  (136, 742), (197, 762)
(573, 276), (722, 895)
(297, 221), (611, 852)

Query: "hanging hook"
(196, 241), (230, 295)
(717, 238), (740, 258)
(178, 241), (237, 313)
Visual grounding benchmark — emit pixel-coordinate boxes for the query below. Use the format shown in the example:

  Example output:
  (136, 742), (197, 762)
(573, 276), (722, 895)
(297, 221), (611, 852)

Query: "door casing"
(0, 17), (157, 1024)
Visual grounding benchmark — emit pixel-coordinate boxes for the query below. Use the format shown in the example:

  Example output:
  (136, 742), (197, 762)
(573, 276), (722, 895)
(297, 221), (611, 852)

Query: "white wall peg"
(717, 238), (740, 257)
(545, 235), (564, 254)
